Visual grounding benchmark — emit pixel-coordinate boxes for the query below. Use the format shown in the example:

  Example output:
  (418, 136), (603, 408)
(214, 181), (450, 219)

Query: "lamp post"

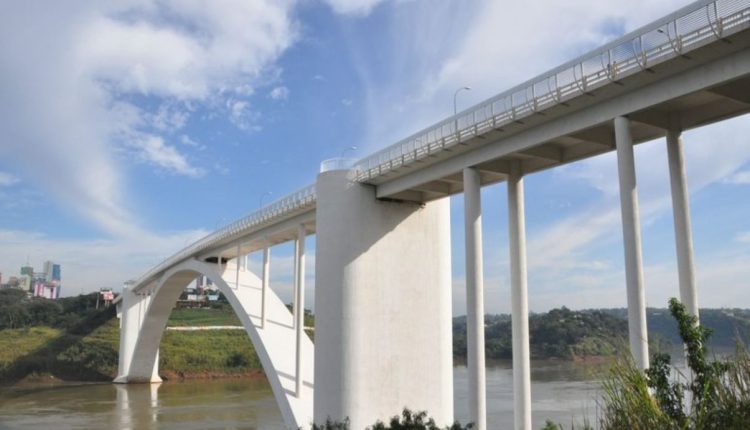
(259, 191), (273, 208)
(340, 145), (358, 159)
(454, 86), (471, 140)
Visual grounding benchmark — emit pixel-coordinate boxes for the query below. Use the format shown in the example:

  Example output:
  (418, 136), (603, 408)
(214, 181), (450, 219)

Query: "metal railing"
(132, 184), (317, 289)
(352, 0), (750, 182)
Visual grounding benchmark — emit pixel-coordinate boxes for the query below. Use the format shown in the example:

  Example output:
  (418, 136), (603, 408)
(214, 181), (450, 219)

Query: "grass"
(0, 306), (266, 384)
(166, 306), (242, 327)
(160, 329), (261, 374)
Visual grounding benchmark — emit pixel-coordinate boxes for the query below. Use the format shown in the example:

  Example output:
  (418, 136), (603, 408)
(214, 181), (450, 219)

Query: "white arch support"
(114, 258), (314, 430)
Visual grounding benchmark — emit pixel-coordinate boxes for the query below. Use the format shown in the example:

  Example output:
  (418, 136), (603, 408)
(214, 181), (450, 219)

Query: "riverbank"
(1, 291), (747, 385)
(0, 317), (264, 385)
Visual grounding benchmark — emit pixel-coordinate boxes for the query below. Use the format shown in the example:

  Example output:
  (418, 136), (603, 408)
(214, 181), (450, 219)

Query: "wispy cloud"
(130, 135), (205, 178)
(724, 169), (750, 184)
(321, 0), (389, 16)
(0, 0), (298, 236)
(269, 85), (290, 101)
(0, 172), (19, 187)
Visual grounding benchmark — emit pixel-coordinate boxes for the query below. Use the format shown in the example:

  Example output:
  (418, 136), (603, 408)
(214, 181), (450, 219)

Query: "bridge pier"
(666, 128), (699, 319)
(614, 116), (649, 370)
(114, 286), (161, 383)
(463, 166), (486, 430)
(507, 161), (531, 430)
(314, 169), (453, 429)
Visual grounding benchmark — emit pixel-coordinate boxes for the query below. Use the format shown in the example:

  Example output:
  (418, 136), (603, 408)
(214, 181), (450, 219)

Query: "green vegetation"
(545, 299), (750, 430)
(160, 329), (260, 376)
(0, 289), (111, 331)
(454, 307), (750, 360)
(0, 294), (265, 384)
(167, 305), (241, 326)
(312, 409), (473, 429)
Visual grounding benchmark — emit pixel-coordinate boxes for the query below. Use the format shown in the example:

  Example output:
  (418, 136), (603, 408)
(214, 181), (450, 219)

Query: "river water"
(0, 360), (606, 429)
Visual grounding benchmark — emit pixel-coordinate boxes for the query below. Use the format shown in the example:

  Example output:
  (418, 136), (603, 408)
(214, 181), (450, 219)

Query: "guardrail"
(352, 0), (750, 182)
(132, 183), (317, 290)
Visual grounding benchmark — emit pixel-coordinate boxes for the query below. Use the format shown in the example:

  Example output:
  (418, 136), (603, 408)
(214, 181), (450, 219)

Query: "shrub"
(311, 409), (472, 430)
(597, 298), (750, 430)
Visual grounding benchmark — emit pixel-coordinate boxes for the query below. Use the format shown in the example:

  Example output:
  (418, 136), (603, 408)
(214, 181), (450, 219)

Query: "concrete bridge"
(114, 1), (750, 428)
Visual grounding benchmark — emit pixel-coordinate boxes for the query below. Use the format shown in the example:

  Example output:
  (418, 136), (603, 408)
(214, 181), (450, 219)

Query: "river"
(0, 360), (607, 429)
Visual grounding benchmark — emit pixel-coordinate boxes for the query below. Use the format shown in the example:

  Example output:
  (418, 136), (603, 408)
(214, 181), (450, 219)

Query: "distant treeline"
(0, 289), (114, 332)
(453, 307), (750, 360)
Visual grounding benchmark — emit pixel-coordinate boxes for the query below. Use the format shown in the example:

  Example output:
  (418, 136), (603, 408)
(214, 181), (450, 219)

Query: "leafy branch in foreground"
(597, 298), (750, 430)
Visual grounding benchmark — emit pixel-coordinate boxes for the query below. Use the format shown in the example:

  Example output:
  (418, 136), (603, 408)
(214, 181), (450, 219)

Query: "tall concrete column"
(666, 129), (699, 318)
(261, 247), (270, 328)
(507, 161), (531, 430)
(114, 286), (139, 383)
(463, 166), (486, 430)
(315, 169), (453, 429)
(614, 116), (649, 370)
(295, 224), (306, 398)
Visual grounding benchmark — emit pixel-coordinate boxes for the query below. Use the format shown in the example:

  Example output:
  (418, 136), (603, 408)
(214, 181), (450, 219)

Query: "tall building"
(45, 262), (61, 298)
(20, 265), (33, 278)
(30, 261), (62, 299)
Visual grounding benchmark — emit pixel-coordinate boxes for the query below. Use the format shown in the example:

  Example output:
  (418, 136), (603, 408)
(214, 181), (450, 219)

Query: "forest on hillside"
(453, 307), (750, 360)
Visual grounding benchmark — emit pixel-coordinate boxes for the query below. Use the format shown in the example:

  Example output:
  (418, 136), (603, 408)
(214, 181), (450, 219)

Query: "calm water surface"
(0, 361), (607, 429)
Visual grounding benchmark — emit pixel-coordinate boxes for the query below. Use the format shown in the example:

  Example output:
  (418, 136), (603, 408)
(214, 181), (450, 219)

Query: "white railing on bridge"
(132, 184), (317, 289)
(352, 0), (750, 182)
(319, 157), (358, 172)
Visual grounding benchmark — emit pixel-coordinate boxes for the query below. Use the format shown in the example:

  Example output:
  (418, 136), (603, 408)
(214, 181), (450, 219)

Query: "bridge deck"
(362, 0), (750, 201)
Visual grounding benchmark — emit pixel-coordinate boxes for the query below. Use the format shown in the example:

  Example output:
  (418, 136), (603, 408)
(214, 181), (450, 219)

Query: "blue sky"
(0, 0), (748, 314)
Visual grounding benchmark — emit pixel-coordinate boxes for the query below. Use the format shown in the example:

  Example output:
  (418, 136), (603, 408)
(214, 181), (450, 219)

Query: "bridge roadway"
(116, 1), (750, 429)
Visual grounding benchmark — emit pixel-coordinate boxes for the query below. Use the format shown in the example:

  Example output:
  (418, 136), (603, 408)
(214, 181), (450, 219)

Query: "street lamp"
(259, 191), (273, 208)
(454, 86), (471, 140)
(453, 86), (471, 116)
(340, 145), (358, 159)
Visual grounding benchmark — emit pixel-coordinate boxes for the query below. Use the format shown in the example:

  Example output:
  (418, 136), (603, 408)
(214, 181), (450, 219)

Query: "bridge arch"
(115, 258), (314, 429)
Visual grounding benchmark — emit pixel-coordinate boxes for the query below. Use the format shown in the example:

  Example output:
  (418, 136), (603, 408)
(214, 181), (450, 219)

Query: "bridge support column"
(261, 247), (270, 328)
(666, 128), (699, 319)
(115, 287), (161, 383)
(314, 169), (453, 429)
(508, 161), (531, 430)
(295, 224), (306, 398)
(614, 116), (649, 370)
(463, 166), (486, 430)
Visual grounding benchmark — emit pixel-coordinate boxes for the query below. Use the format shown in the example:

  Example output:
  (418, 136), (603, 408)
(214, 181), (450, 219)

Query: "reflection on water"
(0, 361), (608, 429)
(454, 360), (605, 429)
(0, 378), (285, 430)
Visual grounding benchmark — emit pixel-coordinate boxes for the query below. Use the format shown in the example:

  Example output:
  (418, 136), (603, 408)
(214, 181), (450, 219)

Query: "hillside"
(454, 307), (750, 360)
(2, 288), (749, 383)
(0, 290), (262, 384)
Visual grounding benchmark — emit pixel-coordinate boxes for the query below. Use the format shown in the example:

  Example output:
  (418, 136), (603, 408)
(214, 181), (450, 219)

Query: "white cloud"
(131, 135), (205, 177)
(724, 169), (750, 184)
(150, 104), (189, 132)
(269, 86), (290, 101)
(738, 231), (750, 244)
(179, 134), (201, 148)
(0, 0), (297, 236)
(0, 172), (19, 187)
(341, 98), (353, 106)
(322, 0), (388, 16)
(228, 99), (262, 131)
